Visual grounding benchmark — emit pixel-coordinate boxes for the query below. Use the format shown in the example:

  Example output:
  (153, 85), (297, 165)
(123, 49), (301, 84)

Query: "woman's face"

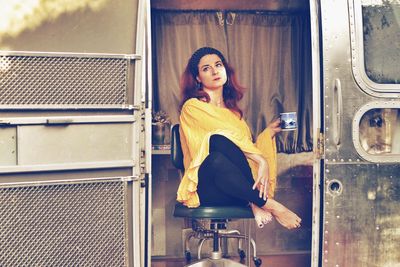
(196, 54), (227, 91)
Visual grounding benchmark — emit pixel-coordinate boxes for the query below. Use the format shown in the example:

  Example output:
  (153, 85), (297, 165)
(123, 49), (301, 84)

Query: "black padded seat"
(174, 203), (254, 219)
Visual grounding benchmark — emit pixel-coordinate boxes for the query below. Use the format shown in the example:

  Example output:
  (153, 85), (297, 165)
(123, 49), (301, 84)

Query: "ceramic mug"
(280, 112), (297, 131)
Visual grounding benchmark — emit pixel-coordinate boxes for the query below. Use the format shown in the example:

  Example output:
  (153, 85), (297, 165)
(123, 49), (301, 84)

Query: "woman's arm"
(245, 118), (281, 200)
(244, 152), (269, 201)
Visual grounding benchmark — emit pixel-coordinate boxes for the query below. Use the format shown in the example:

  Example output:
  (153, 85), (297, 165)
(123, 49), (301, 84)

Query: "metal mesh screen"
(0, 55), (129, 106)
(0, 181), (128, 267)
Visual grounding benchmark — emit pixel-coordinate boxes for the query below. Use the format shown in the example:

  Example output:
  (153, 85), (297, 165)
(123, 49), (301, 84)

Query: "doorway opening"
(150, 1), (314, 266)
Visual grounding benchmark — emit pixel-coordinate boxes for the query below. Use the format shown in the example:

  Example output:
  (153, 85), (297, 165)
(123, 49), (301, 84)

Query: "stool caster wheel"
(184, 251), (191, 262)
(254, 257), (262, 267)
(238, 249), (246, 260)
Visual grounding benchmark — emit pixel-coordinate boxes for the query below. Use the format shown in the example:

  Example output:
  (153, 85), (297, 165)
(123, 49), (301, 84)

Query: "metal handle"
(333, 78), (342, 145)
(0, 120), (11, 126)
(46, 119), (73, 125)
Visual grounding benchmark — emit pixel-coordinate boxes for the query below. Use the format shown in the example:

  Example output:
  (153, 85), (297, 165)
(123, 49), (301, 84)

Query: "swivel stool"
(171, 124), (262, 267)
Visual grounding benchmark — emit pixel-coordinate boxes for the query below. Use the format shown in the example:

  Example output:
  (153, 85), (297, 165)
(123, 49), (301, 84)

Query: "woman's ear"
(196, 76), (201, 83)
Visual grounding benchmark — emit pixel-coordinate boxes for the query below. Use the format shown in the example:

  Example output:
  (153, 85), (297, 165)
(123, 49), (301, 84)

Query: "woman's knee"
(210, 134), (239, 152)
(203, 151), (230, 168)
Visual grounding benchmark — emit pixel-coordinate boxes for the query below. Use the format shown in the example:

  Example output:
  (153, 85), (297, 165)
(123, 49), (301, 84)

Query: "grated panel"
(0, 55), (129, 106)
(0, 181), (128, 267)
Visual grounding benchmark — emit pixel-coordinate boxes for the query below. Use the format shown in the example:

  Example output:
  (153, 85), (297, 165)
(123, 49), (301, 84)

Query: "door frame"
(310, 0), (323, 266)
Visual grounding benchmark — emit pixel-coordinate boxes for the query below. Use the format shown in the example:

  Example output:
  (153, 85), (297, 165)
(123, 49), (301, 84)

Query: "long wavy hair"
(180, 47), (245, 117)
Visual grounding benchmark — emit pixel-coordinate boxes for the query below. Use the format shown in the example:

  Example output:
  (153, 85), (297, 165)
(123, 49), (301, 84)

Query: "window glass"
(359, 108), (400, 154)
(362, 1), (400, 84)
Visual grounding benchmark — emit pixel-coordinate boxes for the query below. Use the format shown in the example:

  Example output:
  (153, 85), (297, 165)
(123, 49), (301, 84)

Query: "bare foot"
(262, 199), (301, 229)
(250, 203), (273, 228)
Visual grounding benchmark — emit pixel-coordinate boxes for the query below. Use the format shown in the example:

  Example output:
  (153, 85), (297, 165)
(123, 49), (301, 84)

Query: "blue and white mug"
(280, 112), (297, 131)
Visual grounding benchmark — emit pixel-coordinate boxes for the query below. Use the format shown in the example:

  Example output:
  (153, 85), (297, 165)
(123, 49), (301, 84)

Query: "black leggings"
(197, 135), (267, 207)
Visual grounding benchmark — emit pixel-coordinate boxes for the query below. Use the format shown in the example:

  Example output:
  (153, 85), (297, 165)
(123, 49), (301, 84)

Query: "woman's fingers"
(272, 118), (281, 127)
(260, 180), (268, 200)
(253, 160), (269, 200)
(252, 178), (259, 190)
(267, 119), (282, 138)
(263, 179), (268, 200)
(272, 124), (282, 133)
(255, 176), (269, 200)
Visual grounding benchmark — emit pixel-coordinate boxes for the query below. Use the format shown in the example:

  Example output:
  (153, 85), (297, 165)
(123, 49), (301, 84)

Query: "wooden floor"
(152, 253), (311, 267)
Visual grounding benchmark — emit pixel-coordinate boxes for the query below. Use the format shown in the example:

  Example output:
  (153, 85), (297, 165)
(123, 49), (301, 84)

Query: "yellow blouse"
(177, 98), (277, 208)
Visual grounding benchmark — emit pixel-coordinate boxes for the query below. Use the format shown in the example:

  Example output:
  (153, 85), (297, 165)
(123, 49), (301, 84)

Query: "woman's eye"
(216, 63), (223, 67)
(202, 67), (209, 72)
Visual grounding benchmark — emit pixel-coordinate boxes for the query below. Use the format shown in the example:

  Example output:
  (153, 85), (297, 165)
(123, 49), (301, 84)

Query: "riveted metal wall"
(320, 0), (400, 266)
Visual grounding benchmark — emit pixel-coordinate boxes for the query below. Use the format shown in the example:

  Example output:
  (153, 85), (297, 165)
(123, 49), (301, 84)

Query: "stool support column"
(213, 231), (219, 252)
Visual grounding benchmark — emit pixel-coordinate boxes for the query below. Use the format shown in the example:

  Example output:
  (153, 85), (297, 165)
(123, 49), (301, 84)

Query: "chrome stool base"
(185, 258), (247, 267)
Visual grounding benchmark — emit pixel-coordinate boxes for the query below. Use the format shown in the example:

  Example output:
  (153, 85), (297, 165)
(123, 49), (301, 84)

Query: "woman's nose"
(211, 67), (218, 75)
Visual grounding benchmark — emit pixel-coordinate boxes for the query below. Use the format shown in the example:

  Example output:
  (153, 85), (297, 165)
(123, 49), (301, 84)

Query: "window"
(354, 104), (400, 162)
(362, 1), (400, 84)
(359, 108), (400, 154)
(351, 0), (400, 95)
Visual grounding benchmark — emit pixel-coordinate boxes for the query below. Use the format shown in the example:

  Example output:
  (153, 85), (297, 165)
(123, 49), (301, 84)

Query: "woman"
(177, 47), (301, 229)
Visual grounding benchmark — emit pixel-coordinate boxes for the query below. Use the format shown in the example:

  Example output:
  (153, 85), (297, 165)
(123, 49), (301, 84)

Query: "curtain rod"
(151, 9), (309, 15)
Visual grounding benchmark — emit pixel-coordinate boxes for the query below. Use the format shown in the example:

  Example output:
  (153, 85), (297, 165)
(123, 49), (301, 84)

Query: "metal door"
(317, 0), (400, 266)
(0, 0), (152, 266)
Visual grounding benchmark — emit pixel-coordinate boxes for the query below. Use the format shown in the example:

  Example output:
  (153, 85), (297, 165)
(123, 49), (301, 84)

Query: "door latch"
(316, 130), (325, 159)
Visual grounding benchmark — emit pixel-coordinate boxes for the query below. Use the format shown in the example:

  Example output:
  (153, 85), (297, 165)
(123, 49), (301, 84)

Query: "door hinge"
(316, 131), (325, 159)
(0, 120), (11, 126)
(141, 173), (148, 188)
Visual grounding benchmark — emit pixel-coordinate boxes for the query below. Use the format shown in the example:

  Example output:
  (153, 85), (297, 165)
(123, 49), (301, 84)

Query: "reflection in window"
(359, 108), (400, 154)
(362, 1), (400, 84)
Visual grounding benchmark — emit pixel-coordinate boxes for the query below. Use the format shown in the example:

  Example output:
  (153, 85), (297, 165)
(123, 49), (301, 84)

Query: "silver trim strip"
(0, 50), (141, 60)
(0, 160), (135, 174)
(0, 105), (141, 110)
(1, 115), (135, 125)
(0, 175), (140, 188)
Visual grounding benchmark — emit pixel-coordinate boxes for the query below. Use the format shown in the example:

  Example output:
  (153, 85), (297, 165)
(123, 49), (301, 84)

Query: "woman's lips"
(213, 77), (221, 81)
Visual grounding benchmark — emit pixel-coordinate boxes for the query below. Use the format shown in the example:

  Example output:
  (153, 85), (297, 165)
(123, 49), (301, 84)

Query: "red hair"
(180, 47), (245, 118)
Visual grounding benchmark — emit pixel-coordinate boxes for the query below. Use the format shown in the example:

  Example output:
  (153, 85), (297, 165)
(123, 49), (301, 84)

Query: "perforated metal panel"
(0, 180), (128, 267)
(0, 55), (130, 106)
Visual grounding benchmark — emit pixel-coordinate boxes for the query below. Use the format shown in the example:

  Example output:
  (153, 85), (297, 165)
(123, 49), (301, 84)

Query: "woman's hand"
(245, 152), (269, 201)
(268, 118), (282, 138)
(252, 158), (269, 201)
